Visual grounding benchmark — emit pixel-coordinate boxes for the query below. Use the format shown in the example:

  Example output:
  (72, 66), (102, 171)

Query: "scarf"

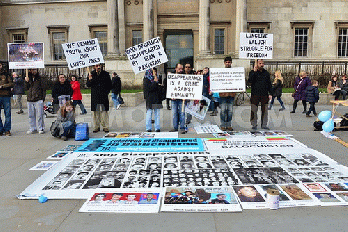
(145, 69), (154, 82)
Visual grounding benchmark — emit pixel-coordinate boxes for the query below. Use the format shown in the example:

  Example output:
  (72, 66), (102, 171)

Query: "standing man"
(87, 64), (112, 133)
(0, 63), (14, 136)
(170, 63), (186, 134)
(184, 63), (194, 125)
(248, 59), (272, 130)
(219, 56), (235, 131)
(25, 69), (46, 134)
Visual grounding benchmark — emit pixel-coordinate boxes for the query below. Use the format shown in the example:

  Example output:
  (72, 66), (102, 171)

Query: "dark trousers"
(307, 102), (316, 115)
(250, 95), (269, 127)
(293, 100), (307, 112)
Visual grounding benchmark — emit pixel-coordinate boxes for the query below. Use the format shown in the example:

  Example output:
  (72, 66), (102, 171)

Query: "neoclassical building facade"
(1, 0), (348, 85)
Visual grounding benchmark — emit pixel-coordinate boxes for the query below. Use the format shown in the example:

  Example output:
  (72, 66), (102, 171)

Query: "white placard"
(125, 37), (168, 74)
(8, 43), (44, 69)
(209, 68), (245, 93)
(166, 74), (203, 100)
(239, 33), (273, 59)
(61, 38), (104, 70)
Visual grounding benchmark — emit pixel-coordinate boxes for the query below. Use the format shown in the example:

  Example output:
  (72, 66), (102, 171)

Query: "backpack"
(50, 120), (60, 137)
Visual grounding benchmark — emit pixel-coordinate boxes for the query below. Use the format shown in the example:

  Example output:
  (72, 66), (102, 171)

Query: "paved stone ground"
(1, 102), (348, 232)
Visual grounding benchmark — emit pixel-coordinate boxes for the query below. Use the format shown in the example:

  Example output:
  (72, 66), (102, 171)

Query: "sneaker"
(93, 128), (100, 133)
(16, 110), (24, 114)
(155, 129), (160, 132)
(302, 111), (307, 114)
(290, 111), (295, 113)
(81, 111), (87, 115)
(261, 126), (270, 130)
(279, 107), (285, 111)
(116, 105), (121, 110)
(27, 130), (38, 134)
(220, 127), (227, 131)
(103, 128), (109, 133)
(61, 136), (67, 141)
(226, 127), (233, 131)
(39, 130), (45, 134)
(167, 107), (171, 110)
(306, 114), (312, 117)
(147, 129), (152, 132)
(170, 129), (178, 132)
(251, 126), (257, 130)
(181, 130), (187, 134)
(5, 131), (11, 136)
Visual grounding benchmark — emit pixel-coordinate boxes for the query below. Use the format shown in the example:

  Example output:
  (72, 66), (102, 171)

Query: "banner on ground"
(8, 43), (44, 69)
(166, 74), (203, 100)
(239, 33), (273, 59)
(61, 38), (104, 70)
(209, 68), (245, 93)
(125, 37), (168, 74)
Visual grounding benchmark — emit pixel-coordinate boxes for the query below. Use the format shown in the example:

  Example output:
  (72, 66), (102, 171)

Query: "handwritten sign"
(209, 67), (245, 93)
(125, 37), (168, 74)
(239, 33), (273, 59)
(8, 43), (44, 69)
(166, 74), (203, 100)
(62, 38), (104, 70)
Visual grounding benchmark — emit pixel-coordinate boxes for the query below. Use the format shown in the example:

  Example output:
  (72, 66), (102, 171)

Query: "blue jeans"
(220, 97), (234, 128)
(112, 93), (120, 109)
(73, 100), (87, 114)
(172, 100), (186, 130)
(146, 109), (160, 131)
(62, 121), (76, 137)
(0, 97), (11, 132)
(270, 96), (284, 106)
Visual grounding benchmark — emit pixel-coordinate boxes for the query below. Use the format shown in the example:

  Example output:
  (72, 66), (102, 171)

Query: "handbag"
(117, 94), (124, 104)
(50, 120), (60, 137)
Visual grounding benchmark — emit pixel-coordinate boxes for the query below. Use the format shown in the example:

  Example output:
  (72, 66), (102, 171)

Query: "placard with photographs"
(47, 151), (71, 160)
(29, 161), (59, 171)
(79, 190), (161, 213)
(104, 132), (178, 138)
(161, 187), (242, 212)
(233, 185), (266, 209)
(76, 138), (204, 152)
(185, 96), (211, 120)
(304, 183), (348, 206)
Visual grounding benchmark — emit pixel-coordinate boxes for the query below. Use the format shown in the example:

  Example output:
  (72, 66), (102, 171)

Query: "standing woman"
(111, 72), (122, 110)
(290, 71), (311, 114)
(143, 68), (162, 132)
(12, 72), (25, 114)
(268, 70), (285, 111)
(70, 74), (87, 114)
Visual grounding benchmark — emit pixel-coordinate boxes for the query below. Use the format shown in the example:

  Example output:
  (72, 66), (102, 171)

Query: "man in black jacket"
(248, 59), (272, 130)
(87, 64), (112, 133)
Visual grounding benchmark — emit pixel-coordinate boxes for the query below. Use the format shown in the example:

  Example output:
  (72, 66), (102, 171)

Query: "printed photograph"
(233, 185), (265, 202)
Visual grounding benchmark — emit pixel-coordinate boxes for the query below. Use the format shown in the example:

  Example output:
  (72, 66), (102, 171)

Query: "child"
(305, 80), (319, 117)
(269, 70), (285, 111)
(56, 101), (76, 140)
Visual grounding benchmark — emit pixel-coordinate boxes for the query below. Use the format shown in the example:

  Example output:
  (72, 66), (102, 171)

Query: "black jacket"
(52, 80), (73, 104)
(111, 75), (121, 95)
(271, 79), (283, 97)
(13, 76), (25, 95)
(87, 70), (112, 111)
(248, 69), (272, 96)
(143, 77), (163, 110)
(25, 73), (46, 102)
(305, 86), (319, 103)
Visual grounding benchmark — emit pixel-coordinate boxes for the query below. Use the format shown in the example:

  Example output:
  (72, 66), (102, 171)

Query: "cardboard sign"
(125, 37), (168, 74)
(166, 74), (203, 100)
(61, 38), (104, 70)
(8, 43), (44, 69)
(209, 68), (245, 93)
(239, 33), (273, 59)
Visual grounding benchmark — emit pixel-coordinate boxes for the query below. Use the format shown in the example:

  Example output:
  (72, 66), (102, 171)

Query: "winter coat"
(111, 75), (122, 95)
(248, 69), (272, 96)
(52, 80), (73, 105)
(25, 73), (46, 102)
(202, 72), (210, 97)
(0, 73), (14, 97)
(339, 80), (348, 92)
(71, 80), (83, 101)
(305, 85), (319, 103)
(143, 77), (163, 110)
(293, 76), (311, 101)
(271, 79), (283, 97)
(86, 70), (112, 111)
(13, 76), (25, 95)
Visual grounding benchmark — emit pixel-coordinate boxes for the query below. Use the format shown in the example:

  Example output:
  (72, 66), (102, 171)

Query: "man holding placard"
(248, 59), (272, 130)
(87, 64), (112, 133)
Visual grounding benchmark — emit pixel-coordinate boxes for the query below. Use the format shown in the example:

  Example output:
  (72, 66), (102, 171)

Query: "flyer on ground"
(29, 161), (59, 171)
(8, 43), (44, 69)
(79, 190), (161, 213)
(161, 186), (242, 212)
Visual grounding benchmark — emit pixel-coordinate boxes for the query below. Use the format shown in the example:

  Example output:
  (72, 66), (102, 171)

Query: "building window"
(338, 28), (348, 57)
(132, 30), (142, 46)
(48, 26), (69, 61)
(247, 22), (271, 33)
(294, 28), (308, 57)
(13, 34), (26, 43)
(250, 28), (265, 33)
(93, 31), (107, 56)
(214, 29), (225, 54)
(6, 28), (28, 43)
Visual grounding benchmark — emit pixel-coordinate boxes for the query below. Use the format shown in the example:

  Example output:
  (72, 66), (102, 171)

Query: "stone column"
(118, 0), (126, 55)
(234, 0), (247, 56)
(107, 0), (119, 55)
(199, 0), (210, 55)
(143, 0), (154, 41)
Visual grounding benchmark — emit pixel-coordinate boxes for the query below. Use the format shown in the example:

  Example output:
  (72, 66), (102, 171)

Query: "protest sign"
(8, 43), (44, 69)
(125, 37), (168, 74)
(61, 38), (104, 70)
(209, 68), (245, 93)
(239, 33), (273, 59)
(166, 74), (203, 100)
(185, 96), (211, 120)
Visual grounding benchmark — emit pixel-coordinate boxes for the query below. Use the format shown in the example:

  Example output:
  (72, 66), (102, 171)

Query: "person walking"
(52, 74), (73, 113)
(305, 80), (319, 117)
(290, 71), (311, 114)
(70, 74), (87, 114)
(268, 70), (285, 111)
(0, 63), (14, 136)
(111, 72), (122, 110)
(12, 72), (25, 114)
(87, 64), (112, 133)
(248, 59), (272, 130)
(25, 69), (46, 134)
(143, 68), (162, 132)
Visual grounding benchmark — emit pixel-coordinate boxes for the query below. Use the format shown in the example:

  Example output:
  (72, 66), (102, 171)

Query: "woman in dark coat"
(143, 68), (163, 132)
(290, 71), (311, 113)
(268, 70), (285, 111)
(52, 74), (73, 113)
